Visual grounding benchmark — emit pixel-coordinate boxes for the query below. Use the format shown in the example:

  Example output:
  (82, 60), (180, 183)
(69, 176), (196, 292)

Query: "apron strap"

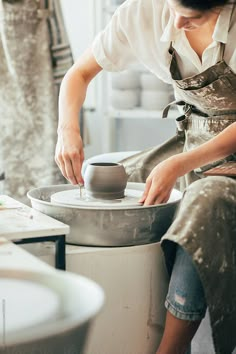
(162, 100), (189, 118)
(162, 100), (209, 118)
(37, 0), (53, 19)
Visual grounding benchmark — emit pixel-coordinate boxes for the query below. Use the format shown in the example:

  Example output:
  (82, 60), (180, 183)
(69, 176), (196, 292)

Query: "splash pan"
(27, 183), (182, 247)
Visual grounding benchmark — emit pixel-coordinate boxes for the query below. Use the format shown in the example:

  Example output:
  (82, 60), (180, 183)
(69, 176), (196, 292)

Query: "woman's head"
(167, 0), (230, 30)
(177, 0), (231, 11)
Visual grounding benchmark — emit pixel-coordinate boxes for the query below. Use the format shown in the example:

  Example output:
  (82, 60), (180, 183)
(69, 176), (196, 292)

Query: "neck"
(205, 8), (221, 31)
(184, 10), (221, 60)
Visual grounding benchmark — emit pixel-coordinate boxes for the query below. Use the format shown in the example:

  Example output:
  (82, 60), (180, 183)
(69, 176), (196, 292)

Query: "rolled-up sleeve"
(92, 4), (138, 72)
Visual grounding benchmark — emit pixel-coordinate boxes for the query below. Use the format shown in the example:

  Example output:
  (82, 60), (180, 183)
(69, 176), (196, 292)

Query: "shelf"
(108, 108), (178, 119)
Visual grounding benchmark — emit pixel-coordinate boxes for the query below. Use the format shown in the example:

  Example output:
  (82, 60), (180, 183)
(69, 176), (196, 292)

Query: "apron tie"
(162, 100), (192, 131)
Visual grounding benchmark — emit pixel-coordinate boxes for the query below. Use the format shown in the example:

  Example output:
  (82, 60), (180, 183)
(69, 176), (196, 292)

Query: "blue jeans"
(165, 245), (207, 322)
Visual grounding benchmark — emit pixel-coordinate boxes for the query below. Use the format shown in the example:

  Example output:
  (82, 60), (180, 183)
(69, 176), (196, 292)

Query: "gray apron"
(121, 45), (236, 189)
(121, 14), (236, 354)
(0, 0), (73, 203)
(162, 40), (236, 354)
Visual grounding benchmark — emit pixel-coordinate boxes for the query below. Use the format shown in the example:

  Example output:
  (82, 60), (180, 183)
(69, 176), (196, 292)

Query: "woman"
(55, 0), (236, 352)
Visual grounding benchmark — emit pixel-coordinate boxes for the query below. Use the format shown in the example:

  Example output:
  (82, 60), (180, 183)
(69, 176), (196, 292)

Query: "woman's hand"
(55, 48), (103, 185)
(55, 128), (84, 185)
(139, 156), (182, 206)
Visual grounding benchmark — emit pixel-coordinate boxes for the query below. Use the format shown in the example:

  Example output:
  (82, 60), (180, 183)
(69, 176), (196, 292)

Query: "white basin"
(0, 269), (104, 354)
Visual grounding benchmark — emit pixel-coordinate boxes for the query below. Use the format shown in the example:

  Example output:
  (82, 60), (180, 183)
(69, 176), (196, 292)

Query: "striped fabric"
(39, 0), (87, 142)
(3, 0), (74, 95)
(2, 0), (87, 142)
(0, 0), (80, 201)
(38, 0), (74, 97)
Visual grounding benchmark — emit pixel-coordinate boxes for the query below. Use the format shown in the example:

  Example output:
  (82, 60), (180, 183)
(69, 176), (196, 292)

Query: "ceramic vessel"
(111, 89), (140, 109)
(140, 73), (171, 91)
(141, 90), (171, 110)
(111, 71), (140, 90)
(84, 162), (128, 199)
(0, 269), (104, 354)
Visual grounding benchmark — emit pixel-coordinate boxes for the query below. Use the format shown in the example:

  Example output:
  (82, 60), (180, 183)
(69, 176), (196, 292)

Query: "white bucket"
(0, 269), (104, 354)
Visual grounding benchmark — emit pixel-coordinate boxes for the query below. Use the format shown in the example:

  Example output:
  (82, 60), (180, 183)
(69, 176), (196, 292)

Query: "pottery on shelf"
(84, 162), (128, 200)
(111, 71), (140, 90)
(111, 89), (140, 109)
(140, 73), (171, 91)
(140, 90), (171, 110)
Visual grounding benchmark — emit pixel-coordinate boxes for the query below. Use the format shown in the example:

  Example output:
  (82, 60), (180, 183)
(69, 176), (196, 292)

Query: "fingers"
(139, 178), (171, 206)
(64, 156), (78, 185)
(138, 179), (151, 204)
(70, 150), (84, 185)
(55, 149), (84, 185)
(56, 158), (67, 181)
(144, 188), (171, 206)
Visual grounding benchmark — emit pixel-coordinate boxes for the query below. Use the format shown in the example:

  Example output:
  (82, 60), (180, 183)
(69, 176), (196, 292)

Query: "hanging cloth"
(0, 0), (73, 203)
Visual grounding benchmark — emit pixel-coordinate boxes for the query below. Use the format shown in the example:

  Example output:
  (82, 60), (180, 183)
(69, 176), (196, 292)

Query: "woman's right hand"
(55, 128), (84, 185)
(55, 47), (103, 185)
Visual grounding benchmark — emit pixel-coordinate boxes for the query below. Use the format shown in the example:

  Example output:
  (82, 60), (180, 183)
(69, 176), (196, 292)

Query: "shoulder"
(114, 0), (170, 33)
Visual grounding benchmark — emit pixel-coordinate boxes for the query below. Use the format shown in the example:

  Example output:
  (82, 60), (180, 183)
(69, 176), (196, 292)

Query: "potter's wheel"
(50, 187), (143, 209)
(28, 183), (183, 246)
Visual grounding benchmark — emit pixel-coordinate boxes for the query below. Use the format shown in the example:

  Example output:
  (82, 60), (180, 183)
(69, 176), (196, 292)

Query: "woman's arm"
(140, 122), (236, 205)
(178, 122), (236, 174)
(55, 47), (102, 185)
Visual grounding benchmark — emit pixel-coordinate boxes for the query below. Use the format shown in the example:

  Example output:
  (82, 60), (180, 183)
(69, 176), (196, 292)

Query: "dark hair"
(178, 0), (234, 11)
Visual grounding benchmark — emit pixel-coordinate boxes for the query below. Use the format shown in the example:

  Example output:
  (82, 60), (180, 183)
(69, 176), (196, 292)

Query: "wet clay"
(84, 162), (128, 200)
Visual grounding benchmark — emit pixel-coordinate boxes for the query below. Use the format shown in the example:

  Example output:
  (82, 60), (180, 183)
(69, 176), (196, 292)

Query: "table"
(0, 237), (54, 272)
(0, 195), (70, 270)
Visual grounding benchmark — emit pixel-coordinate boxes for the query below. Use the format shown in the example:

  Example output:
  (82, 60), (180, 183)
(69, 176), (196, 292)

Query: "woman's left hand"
(139, 156), (182, 206)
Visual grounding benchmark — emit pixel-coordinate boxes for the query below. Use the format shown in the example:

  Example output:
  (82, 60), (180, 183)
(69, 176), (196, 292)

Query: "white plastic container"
(36, 242), (170, 354)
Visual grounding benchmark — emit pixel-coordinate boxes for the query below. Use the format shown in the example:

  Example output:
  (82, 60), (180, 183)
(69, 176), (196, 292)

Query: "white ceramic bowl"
(141, 90), (171, 110)
(111, 89), (140, 109)
(111, 71), (140, 90)
(0, 269), (104, 354)
(140, 73), (171, 91)
(0, 277), (61, 334)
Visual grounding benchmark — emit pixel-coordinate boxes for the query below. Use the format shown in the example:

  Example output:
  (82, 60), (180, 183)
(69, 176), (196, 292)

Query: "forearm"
(58, 67), (87, 133)
(176, 122), (236, 176)
(57, 47), (102, 134)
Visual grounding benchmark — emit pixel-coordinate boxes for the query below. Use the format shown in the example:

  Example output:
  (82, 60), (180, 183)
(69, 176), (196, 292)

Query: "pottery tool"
(78, 183), (83, 198)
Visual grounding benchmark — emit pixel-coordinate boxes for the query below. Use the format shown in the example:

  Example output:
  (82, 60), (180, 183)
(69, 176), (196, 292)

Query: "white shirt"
(92, 0), (236, 86)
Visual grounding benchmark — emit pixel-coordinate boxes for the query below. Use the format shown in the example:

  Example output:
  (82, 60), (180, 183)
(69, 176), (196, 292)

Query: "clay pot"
(84, 162), (128, 200)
